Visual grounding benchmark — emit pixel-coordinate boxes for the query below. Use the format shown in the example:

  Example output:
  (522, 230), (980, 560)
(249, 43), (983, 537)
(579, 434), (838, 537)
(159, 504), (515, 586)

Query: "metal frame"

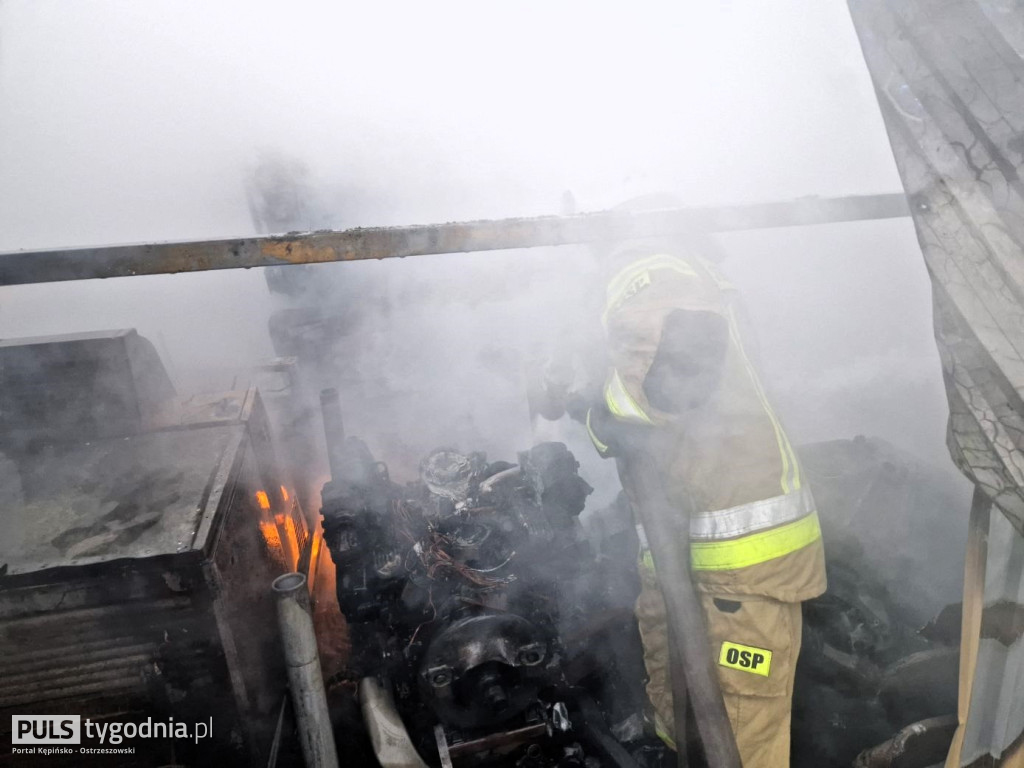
(0, 194), (909, 285)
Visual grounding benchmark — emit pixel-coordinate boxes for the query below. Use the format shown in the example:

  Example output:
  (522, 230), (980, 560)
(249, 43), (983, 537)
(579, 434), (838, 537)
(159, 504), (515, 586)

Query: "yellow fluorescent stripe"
(585, 409), (610, 455)
(602, 270), (652, 326)
(604, 375), (624, 418)
(691, 255), (736, 292)
(603, 255), (698, 325)
(725, 305), (800, 492)
(606, 254), (695, 299)
(640, 549), (656, 574)
(780, 426), (801, 490)
(654, 721), (677, 751)
(610, 259), (693, 297)
(604, 369), (653, 424)
(690, 513), (821, 571)
(725, 311), (790, 492)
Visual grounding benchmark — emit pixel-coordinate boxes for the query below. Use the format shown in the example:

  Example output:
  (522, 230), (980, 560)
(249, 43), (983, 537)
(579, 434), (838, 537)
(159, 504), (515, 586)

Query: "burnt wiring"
(420, 529), (516, 589)
(390, 498), (516, 589)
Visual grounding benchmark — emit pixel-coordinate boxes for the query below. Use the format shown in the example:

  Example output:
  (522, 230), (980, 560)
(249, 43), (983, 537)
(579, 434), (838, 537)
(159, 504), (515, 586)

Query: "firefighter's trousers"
(635, 572), (803, 767)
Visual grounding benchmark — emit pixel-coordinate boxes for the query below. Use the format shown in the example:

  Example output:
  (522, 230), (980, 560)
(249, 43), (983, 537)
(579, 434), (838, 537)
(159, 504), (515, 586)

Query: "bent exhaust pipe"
(273, 572), (339, 768)
(359, 677), (430, 768)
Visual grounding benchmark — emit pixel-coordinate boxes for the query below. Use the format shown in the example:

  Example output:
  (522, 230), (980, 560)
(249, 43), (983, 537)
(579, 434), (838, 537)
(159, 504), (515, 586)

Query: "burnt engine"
(322, 432), (646, 768)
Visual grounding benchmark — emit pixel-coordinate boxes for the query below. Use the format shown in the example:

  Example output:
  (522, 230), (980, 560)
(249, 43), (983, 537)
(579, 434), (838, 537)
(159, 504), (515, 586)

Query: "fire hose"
(620, 444), (742, 768)
(529, 379), (741, 767)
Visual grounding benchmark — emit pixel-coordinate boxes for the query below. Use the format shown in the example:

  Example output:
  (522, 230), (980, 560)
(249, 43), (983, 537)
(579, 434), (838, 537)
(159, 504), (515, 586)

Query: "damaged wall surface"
(848, 0), (1024, 763)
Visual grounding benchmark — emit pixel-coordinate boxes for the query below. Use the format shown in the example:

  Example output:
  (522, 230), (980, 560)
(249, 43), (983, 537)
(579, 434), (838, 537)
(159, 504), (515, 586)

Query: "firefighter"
(581, 237), (828, 766)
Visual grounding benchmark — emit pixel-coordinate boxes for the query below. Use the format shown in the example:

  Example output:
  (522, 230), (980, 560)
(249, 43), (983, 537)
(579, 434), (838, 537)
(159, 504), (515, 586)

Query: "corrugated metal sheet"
(848, 0), (1024, 764)
(0, 595), (194, 710)
(848, 0), (1024, 535)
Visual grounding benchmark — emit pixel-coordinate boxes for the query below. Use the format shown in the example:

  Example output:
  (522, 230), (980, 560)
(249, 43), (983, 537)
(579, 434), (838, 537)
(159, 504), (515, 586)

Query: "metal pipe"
(444, 722), (548, 760)
(319, 389), (346, 484)
(622, 448), (741, 768)
(478, 465), (522, 495)
(0, 194), (909, 285)
(272, 572), (339, 768)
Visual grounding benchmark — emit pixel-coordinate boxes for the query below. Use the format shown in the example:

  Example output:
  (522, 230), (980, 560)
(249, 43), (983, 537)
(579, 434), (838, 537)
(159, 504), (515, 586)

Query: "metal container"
(0, 332), (313, 765)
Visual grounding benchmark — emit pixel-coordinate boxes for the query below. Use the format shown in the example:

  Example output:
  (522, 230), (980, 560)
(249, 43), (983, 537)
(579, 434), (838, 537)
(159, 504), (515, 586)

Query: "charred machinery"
(0, 330), (314, 766)
(319, 392), (645, 768)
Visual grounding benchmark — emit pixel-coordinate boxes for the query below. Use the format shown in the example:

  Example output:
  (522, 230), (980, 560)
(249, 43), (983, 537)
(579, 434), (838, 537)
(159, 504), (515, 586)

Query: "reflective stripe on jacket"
(637, 487), (821, 573)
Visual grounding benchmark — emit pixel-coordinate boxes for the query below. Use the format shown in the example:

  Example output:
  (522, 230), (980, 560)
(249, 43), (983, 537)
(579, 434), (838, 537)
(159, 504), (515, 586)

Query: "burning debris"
(320, 425), (658, 767)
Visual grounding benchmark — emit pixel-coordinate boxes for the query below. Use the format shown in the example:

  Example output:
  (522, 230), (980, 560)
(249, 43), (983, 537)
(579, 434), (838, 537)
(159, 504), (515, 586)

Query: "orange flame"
(280, 485), (290, 502)
(256, 490), (271, 510)
(258, 520), (282, 552)
(283, 515), (300, 569)
(311, 528), (322, 567)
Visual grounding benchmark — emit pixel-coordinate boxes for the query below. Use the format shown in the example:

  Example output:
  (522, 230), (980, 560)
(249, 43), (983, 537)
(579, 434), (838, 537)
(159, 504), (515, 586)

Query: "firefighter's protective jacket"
(589, 249), (826, 600)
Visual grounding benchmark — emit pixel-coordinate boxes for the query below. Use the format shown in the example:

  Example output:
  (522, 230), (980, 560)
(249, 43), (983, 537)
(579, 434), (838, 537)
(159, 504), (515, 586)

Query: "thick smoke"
(0, 2), (977, 764)
(0, 0), (972, 635)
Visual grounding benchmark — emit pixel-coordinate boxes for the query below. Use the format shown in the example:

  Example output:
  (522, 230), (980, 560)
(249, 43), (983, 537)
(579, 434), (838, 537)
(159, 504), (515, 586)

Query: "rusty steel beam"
(0, 193), (908, 285)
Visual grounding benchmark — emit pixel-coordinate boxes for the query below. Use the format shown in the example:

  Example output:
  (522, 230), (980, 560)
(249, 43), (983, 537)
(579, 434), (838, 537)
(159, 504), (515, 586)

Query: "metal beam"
(0, 193), (909, 286)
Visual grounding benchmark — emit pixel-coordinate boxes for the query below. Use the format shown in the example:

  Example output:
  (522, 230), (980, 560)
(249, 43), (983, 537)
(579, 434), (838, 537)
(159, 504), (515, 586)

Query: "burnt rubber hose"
(667, 624), (689, 766)
(575, 694), (643, 768)
(622, 447), (742, 768)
